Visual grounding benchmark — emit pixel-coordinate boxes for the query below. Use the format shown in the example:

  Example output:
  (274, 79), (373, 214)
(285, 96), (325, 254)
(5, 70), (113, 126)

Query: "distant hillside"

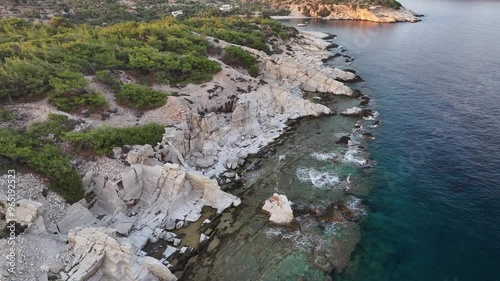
(0, 0), (232, 25)
(1, 0), (421, 24)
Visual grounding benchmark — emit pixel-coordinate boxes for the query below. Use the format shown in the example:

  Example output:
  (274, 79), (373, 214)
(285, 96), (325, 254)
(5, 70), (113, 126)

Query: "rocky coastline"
(268, 3), (422, 23)
(0, 29), (372, 281)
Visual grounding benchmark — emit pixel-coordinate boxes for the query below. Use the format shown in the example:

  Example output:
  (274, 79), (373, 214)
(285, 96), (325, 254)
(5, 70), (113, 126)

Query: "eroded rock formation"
(66, 227), (177, 281)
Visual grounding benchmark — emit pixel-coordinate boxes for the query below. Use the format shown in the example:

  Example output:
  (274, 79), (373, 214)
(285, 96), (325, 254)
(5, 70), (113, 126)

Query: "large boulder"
(57, 203), (96, 234)
(126, 144), (155, 165)
(262, 193), (294, 225)
(8, 199), (43, 225)
(340, 107), (363, 117)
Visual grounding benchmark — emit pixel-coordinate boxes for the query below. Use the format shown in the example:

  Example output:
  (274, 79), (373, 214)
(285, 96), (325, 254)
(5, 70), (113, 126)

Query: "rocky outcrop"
(159, 32), (359, 177)
(163, 82), (331, 177)
(298, 4), (420, 23)
(259, 0), (421, 23)
(341, 107), (375, 119)
(340, 106), (363, 117)
(85, 159), (240, 249)
(262, 193), (294, 225)
(263, 59), (354, 96)
(66, 227), (177, 281)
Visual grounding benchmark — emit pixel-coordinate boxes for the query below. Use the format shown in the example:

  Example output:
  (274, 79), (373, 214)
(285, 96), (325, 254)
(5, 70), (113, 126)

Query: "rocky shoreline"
(0, 29), (371, 281)
(271, 4), (422, 23)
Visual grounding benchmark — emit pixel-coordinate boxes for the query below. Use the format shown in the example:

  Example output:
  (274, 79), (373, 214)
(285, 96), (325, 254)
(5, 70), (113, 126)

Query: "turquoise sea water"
(280, 0), (500, 280)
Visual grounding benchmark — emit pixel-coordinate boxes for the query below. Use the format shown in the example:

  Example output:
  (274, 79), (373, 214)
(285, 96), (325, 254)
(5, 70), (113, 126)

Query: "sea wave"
(311, 152), (338, 161)
(347, 197), (367, 216)
(363, 110), (380, 121)
(342, 147), (368, 166)
(296, 167), (340, 188)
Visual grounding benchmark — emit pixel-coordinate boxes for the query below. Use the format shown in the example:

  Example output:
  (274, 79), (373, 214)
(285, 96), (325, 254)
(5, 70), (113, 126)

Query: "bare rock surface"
(57, 202), (97, 234)
(262, 0), (421, 23)
(66, 227), (177, 281)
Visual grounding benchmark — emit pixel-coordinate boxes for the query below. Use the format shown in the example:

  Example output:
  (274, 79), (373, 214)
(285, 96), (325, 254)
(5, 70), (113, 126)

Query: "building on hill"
(172, 10), (183, 17)
(220, 4), (233, 12)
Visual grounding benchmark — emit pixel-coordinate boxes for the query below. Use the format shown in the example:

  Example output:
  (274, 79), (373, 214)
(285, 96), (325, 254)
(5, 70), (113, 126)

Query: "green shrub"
(126, 47), (221, 85)
(46, 69), (107, 112)
(222, 46), (259, 77)
(0, 107), (14, 122)
(27, 144), (85, 202)
(49, 89), (108, 112)
(95, 70), (122, 92)
(64, 123), (165, 154)
(116, 83), (167, 110)
(248, 65), (260, 78)
(0, 58), (55, 102)
(28, 114), (76, 140)
(0, 17), (294, 106)
(0, 128), (84, 203)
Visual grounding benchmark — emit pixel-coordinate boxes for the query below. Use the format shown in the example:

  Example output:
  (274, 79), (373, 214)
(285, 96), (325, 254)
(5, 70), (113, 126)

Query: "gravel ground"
(0, 173), (73, 281)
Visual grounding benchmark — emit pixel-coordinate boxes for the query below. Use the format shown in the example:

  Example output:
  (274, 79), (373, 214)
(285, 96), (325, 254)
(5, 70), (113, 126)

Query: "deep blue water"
(280, 1), (500, 280)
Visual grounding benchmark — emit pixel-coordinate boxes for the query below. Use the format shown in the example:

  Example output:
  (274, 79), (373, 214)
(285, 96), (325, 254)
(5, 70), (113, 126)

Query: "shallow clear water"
(280, 0), (500, 280)
(180, 95), (372, 280)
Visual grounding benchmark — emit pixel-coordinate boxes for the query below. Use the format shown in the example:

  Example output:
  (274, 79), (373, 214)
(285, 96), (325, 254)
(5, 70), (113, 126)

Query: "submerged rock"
(336, 135), (351, 145)
(340, 107), (363, 117)
(262, 193), (294, 225)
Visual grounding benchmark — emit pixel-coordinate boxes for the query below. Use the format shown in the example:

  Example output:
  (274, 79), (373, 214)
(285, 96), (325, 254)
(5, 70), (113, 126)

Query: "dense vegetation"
(1, 0), (291, 26)
(0, 107), (14, 122)
(0, 17), (220, 109)
(222, 46), (260, 77)
(0, 16), (295, 111)
(0, 13), (297, 203)
(0, 114), (84, 202)
(64, 123), (165, 154)
(185, 17), (296, 54)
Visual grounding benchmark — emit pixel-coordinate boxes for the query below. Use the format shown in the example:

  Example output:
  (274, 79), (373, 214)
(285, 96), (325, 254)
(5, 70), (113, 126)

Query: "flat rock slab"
(57, 202), (95, 234)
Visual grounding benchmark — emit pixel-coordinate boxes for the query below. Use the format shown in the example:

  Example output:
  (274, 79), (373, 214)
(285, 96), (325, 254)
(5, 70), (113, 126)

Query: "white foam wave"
(342, 148), (368, 166)
(363, 111), (379, 120)
(311, 152), (338, 161)
(296, 167), (340, 188)
(265, 226), (312, 250)
(323, 222), (340, 237)
(347, 197), (367, 216)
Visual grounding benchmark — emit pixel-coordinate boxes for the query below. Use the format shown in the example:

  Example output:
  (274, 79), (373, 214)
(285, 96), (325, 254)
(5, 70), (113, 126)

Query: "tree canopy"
(0, 16), (295, 110)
